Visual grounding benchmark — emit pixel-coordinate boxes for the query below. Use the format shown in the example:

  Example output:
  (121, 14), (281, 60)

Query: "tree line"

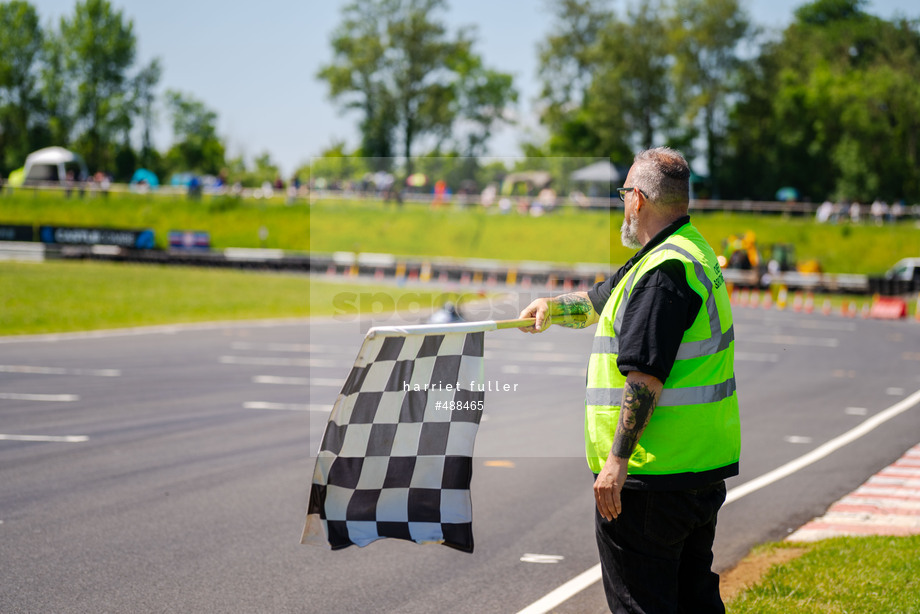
(321, 0), (920, 203)
(0, 0), (287, 185)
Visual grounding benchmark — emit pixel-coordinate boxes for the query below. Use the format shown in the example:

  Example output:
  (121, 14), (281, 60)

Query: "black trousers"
(594, 481), (727, 614)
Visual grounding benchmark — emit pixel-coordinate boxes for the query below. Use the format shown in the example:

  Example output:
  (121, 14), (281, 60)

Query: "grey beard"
(620, 215), (641, 249)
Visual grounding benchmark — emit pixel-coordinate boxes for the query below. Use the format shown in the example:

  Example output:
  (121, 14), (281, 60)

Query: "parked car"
(885, 258), (920, 282)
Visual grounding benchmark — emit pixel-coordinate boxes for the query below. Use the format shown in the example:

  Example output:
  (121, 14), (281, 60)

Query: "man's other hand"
(594, 455), (629, 521)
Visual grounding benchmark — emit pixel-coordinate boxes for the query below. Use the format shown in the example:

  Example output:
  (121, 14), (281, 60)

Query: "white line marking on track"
(514, 564), (604, 614)
(0, 393), (79, 402)
(887, 387), (905, 396)
(0, 365), (121, 376)
(501, 365), (586, 377)
(230, 342), (354, 354)
(793, 320), (858, 332)
(220, 356), (343, 367)
(784, 435), (814, 444)
(244, 402), (332, 412)
(516, 386), (920, 614)
(745, 334), (839, 347)
(845, 407), (868, 415)
(520, 554), (565, 564)
(735, 352), (779, 362)
(0, 434), (88, 443)
(485, 350), (586, 363)
(253, 376), (341, 387)
(0, 318), (310, 344)
(725, 387), (920, 504)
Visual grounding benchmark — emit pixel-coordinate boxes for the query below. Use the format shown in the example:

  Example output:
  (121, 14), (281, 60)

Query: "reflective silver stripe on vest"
(601, 241), (732, 361)
(586, 377), (736, 407)
(592, 334), (618, 354)
(676, 324), (734, 360)
(612, 264), (644, 337)
(593, 324), (734, 358)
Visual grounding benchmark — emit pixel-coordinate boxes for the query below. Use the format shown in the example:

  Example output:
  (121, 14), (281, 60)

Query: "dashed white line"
(0, 365), (121, 377)
(230, 341), (354, 354)
(232, 342), (311, 352)
(0, 434), (88, 443)
(745, 334), (839, 348)
(735, 352), (779, 362)
(485, 350), (586, 363)
(253, 376), (341, 387)
(793, 320), (858, 332)
(220, 355), (342, 367)
(0, 317), (309, 344)
(784, 435), (813, 444)
(0, 393), (79, 402)
(501, 365), (586, 377)
(845, 407), (869, 416)
(520, 554), (565, 564)
(243, 402), (332, 412)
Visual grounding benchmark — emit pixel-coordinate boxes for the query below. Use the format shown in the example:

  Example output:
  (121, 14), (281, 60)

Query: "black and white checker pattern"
(302, 330), (485, 552)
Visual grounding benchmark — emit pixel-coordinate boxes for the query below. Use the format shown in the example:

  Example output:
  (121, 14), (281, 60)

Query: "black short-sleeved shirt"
(587, 216), (703, 383)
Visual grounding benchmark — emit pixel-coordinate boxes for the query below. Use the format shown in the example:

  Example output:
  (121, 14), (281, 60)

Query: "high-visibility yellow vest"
(585, 222), (741, 478)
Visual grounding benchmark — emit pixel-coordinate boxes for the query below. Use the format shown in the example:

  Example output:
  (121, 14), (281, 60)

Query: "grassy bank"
(727, 536), (920, 612)
(0, 190), (313, 251)
(0, 261), (452, 335)
(2, 192), (917, 274)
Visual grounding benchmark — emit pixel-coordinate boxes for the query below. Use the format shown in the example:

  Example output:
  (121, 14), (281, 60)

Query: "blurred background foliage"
(0, 0), (918, 201)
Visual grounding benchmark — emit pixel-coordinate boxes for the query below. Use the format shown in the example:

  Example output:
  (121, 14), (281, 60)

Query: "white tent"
(570, 160), (623, 183)
(23, 147), (88, 184)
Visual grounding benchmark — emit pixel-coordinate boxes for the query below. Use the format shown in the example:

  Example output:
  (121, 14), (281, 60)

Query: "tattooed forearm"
(611, 380), (658, 458)
(551, 293), (594, 329)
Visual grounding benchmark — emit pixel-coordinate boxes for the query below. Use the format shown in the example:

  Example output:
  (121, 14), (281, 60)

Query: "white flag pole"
(492, 314), (588, 330)
(367, 315), (587, 337)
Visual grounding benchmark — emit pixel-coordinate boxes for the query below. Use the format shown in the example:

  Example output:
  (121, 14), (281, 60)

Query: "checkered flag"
(302, 321), (494, 553)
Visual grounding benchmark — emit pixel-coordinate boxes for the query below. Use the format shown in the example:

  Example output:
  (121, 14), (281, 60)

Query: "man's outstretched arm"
(517, 292), (600, 333)
(594, 371), (663, 521)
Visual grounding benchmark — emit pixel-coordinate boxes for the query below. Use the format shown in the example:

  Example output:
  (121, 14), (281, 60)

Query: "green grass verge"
(728, 536), (920, 612)
(306, 201), (919, 275)
(0, 190), (313, 252)
(2, 191), (918, 275)
(0, 261), (452, 335)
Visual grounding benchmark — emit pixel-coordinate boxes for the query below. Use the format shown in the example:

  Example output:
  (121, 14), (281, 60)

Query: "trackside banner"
(39, 225), (155, 249)
(0, 224), (36, 242)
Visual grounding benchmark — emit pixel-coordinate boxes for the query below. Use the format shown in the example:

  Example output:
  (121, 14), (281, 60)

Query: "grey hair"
(631, 147), (690, 208)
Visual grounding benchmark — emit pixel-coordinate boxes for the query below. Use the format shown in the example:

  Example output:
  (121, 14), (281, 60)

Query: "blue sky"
(28, 0), (920, 175)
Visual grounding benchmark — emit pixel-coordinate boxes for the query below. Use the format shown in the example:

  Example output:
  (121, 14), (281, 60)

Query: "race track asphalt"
(1, 297), (919, 613)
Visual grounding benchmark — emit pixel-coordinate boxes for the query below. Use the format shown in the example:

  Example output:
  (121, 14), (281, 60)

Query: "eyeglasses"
(617, 187), (645, 202)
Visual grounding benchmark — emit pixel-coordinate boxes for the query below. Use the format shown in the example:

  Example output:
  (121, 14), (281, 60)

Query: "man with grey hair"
(519, 147), (740, 613)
